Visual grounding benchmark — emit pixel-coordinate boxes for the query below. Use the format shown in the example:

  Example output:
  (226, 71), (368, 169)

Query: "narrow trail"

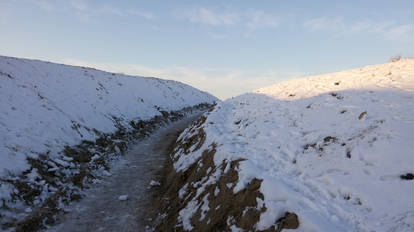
(46, 113), (203, 232)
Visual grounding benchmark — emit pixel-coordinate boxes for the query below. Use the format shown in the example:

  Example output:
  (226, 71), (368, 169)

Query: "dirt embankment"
(148, 107), (299, 231)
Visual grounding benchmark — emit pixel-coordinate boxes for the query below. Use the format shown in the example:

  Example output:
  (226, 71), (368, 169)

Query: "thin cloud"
(383, 24), (414, 42)
(246, 10), (280, 29)
(126, 9), (155, 20)
(304, 17), (346, 32)
(97, 5), (126, 17)
(68, 0), (155, 22)
(303, 16), (414, 42)
(177, 7), (239, 26)
(96, 6), (154, 20)
(69, 0), (87, 11)
(32, 0), (55, 12)
(176, 7), (281, 30)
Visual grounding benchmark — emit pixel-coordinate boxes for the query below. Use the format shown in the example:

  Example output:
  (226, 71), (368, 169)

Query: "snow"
(0, 55), (216, 228)
(199, 193), (210, 221)
(179, 199), (198, 231)
(0, 56), (215, 178)
(174, 59), (414, 231)
(229, 225), (243, 232)
(0, 55), (215, 173)
(149, 180), (161, 186)
(118, 195), (129, 201)
(179, 183), (189, 198)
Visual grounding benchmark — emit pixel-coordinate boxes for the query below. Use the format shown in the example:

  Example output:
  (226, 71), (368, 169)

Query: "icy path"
(45, 113), (203, 232)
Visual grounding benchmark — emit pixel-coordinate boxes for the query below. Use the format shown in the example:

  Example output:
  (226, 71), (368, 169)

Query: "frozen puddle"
(45, 114), (203, 232)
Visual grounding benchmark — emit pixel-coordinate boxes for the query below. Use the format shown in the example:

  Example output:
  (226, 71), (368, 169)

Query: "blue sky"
(1, 0), (414, 99)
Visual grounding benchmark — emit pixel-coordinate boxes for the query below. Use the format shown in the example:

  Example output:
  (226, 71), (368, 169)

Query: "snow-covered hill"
(0, 55), (216, 230)
(157, 59), (414, 231)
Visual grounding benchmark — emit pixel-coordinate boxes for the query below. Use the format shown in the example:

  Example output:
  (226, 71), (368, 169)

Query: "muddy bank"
(0, 103), (212, 232)
(148, 108), (299, 232)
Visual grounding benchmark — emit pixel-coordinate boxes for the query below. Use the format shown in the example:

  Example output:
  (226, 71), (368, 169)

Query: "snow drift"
(0, 55), (216, 230)
(154, 59), (414, 231)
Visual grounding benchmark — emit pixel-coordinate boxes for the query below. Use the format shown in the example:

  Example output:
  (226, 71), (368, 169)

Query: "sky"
(1, 0), (414, 100)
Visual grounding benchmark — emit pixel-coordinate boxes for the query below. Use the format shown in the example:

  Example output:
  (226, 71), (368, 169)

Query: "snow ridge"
(0, 55), (216, 176)
(173, 59), (414, 231)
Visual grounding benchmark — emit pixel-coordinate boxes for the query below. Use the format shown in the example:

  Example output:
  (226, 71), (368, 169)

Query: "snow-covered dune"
(0, 55), (216, 230)
(158, 59), (414, 231)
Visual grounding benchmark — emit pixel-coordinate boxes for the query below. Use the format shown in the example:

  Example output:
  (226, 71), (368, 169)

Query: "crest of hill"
(256, 58), (414, 99)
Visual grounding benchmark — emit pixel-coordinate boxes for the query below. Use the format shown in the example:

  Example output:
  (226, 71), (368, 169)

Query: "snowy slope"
(0, 55), (216, 229)
(170, 59), (414, 231)
(0, 55), (215, 176)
